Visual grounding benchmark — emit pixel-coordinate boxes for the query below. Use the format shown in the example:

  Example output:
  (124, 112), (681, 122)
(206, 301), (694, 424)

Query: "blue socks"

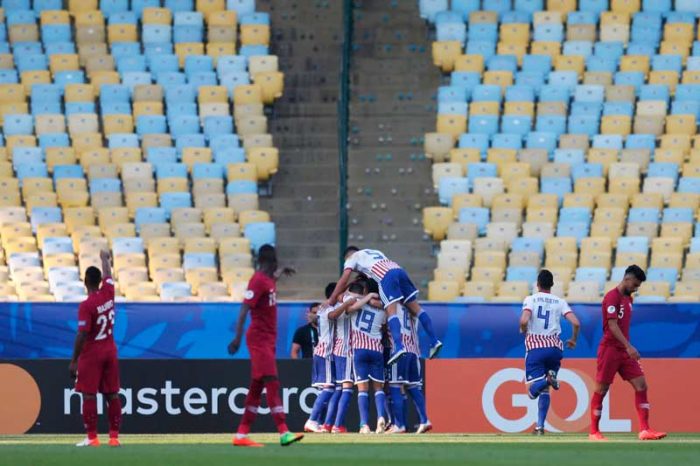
(310, 388), (334, 422)
(375, 391), (386, 420)
(529, 378), (549, 399)
(358, 391), (369, 426)
(417, 310), (438, 346)
(408, 385), (428, 424)
(387, 315), (404, 352)
(390, 386), (405, 429)
(334, 388), (353, 428)
(537, 392), (550, 429)
(323, 386), (341, 426)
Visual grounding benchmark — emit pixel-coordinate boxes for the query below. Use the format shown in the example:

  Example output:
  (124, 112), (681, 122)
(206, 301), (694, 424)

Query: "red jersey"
(600, 287), (633, 350)
(78, 278), (116, 353)
(243, 271), (277, 343)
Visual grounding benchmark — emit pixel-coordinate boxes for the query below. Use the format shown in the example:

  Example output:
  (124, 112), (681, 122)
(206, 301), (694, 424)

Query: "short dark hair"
(309, 302), (320, 311)
(324, 282), (337, 299)
(625, 265), (646, 282)
(348, 279), (367, 294)
(344, 246), (359, 257)
(257, 244), (277, 266)
(366, 278), (379, 294)
(85, 266), (102, 289)
(537, 269), (554, 291)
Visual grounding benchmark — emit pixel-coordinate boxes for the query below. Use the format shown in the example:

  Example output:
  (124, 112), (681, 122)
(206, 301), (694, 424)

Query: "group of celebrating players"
(68, 244), (666, 448)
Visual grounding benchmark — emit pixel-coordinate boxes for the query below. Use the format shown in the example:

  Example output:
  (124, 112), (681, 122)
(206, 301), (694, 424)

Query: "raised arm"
(328, 295), (358, 320)
(227, 303), (251, 355)
(100, 249), (112, 279)
(348, 293), (378, 313)
(326, 269), (353, 306)
(564, 312), (581, 349)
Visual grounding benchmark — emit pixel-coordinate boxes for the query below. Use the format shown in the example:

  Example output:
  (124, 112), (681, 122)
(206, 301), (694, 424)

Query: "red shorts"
(596, 344), (644, 384)
(76, 347), (120, 394)
(248, 341), (277, 380)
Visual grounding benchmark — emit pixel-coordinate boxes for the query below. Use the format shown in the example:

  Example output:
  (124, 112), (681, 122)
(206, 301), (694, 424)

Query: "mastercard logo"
(0, 364), (41, 434)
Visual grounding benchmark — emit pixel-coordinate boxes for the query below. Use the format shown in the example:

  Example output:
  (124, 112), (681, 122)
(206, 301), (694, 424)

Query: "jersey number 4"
(355, 310), (376, 333)
(537, 306), (550, 330)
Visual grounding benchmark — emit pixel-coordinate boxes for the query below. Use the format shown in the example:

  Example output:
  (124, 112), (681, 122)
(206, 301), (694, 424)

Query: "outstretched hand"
(565, 339), (577, 349)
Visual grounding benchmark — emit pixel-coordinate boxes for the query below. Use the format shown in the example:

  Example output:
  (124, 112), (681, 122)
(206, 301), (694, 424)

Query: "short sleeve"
(292, 326), (305, 345)
(602, 292), (619, 321)
(343, 253), (357, 271)
(77, 302), (92, 333)
(522, 295), (533, 312)
(561, 298), (573, 315)
(243, 274), (262, 307)
(102, 277), (115, 298)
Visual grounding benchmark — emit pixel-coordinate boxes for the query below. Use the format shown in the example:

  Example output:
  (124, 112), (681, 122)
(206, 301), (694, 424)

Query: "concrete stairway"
(346, 0), (440, 293)
(257, 0), (343, 299)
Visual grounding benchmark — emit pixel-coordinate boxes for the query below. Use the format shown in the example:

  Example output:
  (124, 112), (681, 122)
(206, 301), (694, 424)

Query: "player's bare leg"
(629, 376), (667, 441)
(405, 301), (443, 359)
(76, 394), (100, 447)
(589, 383), (609, 441)
(106, 393), (122, 446)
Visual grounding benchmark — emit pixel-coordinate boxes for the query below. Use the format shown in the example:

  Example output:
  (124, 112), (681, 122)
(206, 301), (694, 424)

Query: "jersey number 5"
(537, 306), (550, 330)
(355, 310), (376, 332)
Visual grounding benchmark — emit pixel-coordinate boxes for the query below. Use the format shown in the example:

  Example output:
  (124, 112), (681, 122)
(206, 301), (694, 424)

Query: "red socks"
(590, 392), (604, 434)
(108, 397), (122, 439)
(635, 389), (650, 431)
(237, 379), (264, 435)
(82, 397), (98, 440)
(264, 379), (289, 434)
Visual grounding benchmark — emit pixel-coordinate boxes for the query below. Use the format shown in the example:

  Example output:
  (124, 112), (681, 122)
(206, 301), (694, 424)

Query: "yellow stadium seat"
(227, 163), (258, 182)
(220, 254), (254, 273)
(638, 281), (670, 299)
(184, 237), (217, 255)
(254, 71), (284, 104)
(642, 177), (675, 202)
(666, 115), (697, 135)
(227, 193), (258, 214)
(609, 178), (640, 196)
(428, 281), (460, 301)
(175, 43), (205, 67)
(518, 149), (548, 176)
(660, 223), (693, 246)
(247, 147), (279, 181)
(530, 41), (561, 59)
(566, 281), (600, 302)
(423, 133), (454, 162)
(447, 223), (478, 242)
(574, 177), (606, 197)
(432, 41), (461, 72)
(625, 222), (658, 240)
(454, 54), (484, 72)
(103, 114), (134, 136)
(497, 281), (530, 300)
(634, 115), (665, 135)
(423, 207), (453, 241)
(238, 210), (270, 230)
(507, 177), (539, 201)
(669, 193), (700, 209)
(664, 23), (693, 44)
(462, 281), (495, 300)
(240, 24), (270, 46)
(470, 267), (504, 286)
(142, 8), (172, 25)
(563, 193), (594, 209)
(432, 163), (462, 188)
(673, 281), (700, 299)
(436, 115), (467, 139)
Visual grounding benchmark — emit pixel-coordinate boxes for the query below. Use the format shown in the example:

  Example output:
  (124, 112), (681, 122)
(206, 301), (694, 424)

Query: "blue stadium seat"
(30, 207), (62, 233)
(511, 237), (544, 256)
(226, 181), (257, 195)
(472, 85), (502, 103)
(90, 178), (122, 193)
(468, 115), (499, 135)
(183, 253), (216, 270)
(506, 266), (538, 283)
(39, 134), (71, 149)
(628, 208), (660, 224)
(137, 116), (168, 136)
(647, 162), (679, 184)
(571, 163), (603, 181)
(575, 267), (607, 288)
(457, 207), (490, 235)
(193, 163), (225, 180)
(43, 237), (74, 255)
(203, 116), (234, 140)
(156, 163), (188, 180)
(146, 147), (178, 165)
(3, 114), (33, 135)
(53, 164), (84, 181)
(556, 222), (590, 244)
(160, 193), (192, 216)
(466, 163), (497, 185)
(554, 149), (585, 165)
(438, 177), (469, 205)
(108, 134), (140, 149)
(113, 237), (145, 256)
(541, 177), (572, 202)
(244, 222), (276, 252)
(662, 208), (694, 224)
(135, 208), (168, 232)
(678, 178), (700, 194)
(616, 236), (649, 253)
(16, 164), (49, 183)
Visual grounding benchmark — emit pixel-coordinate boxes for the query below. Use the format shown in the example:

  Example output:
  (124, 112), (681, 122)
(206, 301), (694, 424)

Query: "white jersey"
(343, 249), (401, 282)
(396, 304), (420, 355)
(522, 292), (572, 351)
(350, 304), (386, 352)
(314, 304), (336, 358)
(332, 295), (354, 357)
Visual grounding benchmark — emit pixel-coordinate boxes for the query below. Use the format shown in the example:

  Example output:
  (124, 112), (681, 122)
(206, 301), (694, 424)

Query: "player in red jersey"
(228, 244), (304, 447)
(69, 250), (121, 447)
(589, 265), (667, 442)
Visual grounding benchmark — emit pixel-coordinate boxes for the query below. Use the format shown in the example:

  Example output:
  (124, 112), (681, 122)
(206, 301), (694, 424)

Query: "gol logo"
(481, 367), (632, 433)
(0, 364), (41, 434)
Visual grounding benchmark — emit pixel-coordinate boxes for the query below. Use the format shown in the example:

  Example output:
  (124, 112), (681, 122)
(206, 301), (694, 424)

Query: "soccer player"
(227, 245), (304, 447)
(326, 247), (442, 365)
(519, 270), (580, 436)
(346, 280), (387, 433)
(304, 283), (358, 433)
(388, 303), (433, 434)
(69, 250), (121, 447)
(589, 265), (667, 441)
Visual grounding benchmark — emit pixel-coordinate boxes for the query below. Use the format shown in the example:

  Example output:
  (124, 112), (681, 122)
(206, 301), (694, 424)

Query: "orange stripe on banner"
(426, 359), (700, 433)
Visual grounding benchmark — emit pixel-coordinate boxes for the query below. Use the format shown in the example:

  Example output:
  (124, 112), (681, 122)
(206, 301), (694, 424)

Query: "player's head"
(84, 266), (102, 291)
(257, 244), (277, 270)
(537, 269), (554, 292)
(621, 264), (646, 295)
(344, 245), (359, 260)
(347, 278), (368, 297)
(307, 302), (320, 324)
(324, 282), (337, 299)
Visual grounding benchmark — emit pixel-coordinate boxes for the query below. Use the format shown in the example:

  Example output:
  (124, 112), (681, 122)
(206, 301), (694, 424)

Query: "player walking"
(327, 247), (442, 365)
(388, 303), (433, 434)
(304, 283), (358, 433)
(519, 270), (580, 435)
(589, 265), (667, 441)
(227, 245), (303, 447)
(69, 250), (121, 447)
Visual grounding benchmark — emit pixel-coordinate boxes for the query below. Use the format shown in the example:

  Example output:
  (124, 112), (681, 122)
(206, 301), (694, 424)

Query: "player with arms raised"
(327, 247), (442, 365)
(519, 270), (580, 436)
(589, 265), (666, 441)
(228, 245), (304, 447)
(69, 250), (121, 447)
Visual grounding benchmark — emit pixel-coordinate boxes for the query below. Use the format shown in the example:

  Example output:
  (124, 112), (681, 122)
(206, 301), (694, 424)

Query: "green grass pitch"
(2, 433), (700, 466)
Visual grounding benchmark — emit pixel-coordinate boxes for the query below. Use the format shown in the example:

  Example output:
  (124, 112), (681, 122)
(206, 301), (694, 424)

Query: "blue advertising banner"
(1, 302), (699, 359)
